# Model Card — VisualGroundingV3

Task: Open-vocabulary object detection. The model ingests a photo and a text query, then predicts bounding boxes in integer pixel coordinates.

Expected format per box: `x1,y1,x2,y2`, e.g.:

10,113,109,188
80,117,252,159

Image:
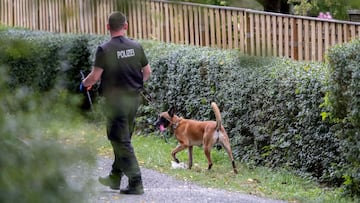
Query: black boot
120,177,144,195
98,172,121,190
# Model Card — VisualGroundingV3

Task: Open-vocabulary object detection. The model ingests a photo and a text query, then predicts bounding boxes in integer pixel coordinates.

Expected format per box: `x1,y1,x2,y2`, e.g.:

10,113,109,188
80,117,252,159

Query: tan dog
155,102,238,174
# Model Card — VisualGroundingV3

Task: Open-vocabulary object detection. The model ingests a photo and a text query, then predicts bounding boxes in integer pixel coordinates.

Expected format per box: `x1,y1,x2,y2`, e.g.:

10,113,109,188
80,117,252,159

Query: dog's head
154,107,175,132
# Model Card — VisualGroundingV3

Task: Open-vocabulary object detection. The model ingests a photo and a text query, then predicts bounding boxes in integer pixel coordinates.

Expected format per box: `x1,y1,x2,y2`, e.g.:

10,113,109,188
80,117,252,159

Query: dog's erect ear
168,107,175,117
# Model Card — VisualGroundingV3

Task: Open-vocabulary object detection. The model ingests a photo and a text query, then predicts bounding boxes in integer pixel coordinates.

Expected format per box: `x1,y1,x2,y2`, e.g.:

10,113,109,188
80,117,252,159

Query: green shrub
0,29,63,91
0,66,93,203
0,29,106,93
0,29,98,202
0,29,109,110
324,39,360,197
137,40,356,197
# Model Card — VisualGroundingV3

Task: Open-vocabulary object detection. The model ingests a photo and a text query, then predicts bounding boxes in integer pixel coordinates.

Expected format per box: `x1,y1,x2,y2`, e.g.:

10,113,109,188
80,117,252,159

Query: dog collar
171,118,182,130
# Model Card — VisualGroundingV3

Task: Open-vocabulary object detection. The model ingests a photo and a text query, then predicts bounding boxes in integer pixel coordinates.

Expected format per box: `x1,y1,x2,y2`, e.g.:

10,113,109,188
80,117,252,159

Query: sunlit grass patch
130,133,357,203
59,122,357,203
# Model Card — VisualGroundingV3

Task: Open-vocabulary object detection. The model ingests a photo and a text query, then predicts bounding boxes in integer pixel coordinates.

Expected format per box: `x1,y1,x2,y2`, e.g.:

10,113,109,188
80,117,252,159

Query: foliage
0,65,94,202
0,29,107,110
136,40,359,197
350,1,360,9
324,39,360,197
1,28,359,197
288,0,312,15
289,0,350,19
0,31,60,91
169,0,230,6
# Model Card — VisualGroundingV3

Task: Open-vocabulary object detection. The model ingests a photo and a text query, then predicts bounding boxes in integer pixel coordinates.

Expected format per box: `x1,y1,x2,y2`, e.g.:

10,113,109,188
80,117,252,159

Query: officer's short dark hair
108,11,127,31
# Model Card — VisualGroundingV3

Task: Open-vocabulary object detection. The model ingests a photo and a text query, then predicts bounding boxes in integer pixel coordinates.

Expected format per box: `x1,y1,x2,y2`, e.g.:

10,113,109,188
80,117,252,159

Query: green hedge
139,40,359,197
0,29,109,91
324,39,360,196
139,42,340,177
0,29,107,109
1,28,359,197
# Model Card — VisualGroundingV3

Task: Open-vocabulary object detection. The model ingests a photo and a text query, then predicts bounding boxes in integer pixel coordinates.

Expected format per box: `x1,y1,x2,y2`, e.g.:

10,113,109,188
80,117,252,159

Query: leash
80,70,93,108
140,90,181,129
139,89,153,104
139,89,173,143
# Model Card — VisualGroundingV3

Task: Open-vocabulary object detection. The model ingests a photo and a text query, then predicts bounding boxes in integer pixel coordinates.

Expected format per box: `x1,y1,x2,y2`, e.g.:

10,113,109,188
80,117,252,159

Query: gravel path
68,156,287,203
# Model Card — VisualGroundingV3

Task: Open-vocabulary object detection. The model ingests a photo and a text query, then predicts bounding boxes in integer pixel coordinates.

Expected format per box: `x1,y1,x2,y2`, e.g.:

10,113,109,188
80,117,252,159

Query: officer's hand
80,82,92,92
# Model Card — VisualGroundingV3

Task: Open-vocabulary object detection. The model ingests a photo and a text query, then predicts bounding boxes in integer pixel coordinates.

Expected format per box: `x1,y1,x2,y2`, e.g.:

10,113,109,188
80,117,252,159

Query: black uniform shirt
94,36,148,94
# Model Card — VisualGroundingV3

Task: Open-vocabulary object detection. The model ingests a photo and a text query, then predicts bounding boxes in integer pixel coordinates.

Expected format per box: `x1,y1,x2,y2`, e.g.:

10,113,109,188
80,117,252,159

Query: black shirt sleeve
94,46,106,69
139,46,149,67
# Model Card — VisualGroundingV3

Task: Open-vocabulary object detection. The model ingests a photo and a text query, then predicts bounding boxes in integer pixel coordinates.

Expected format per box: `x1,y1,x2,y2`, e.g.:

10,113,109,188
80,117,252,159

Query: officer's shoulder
127,38,139,44
99,39,112,49
126,38,142,47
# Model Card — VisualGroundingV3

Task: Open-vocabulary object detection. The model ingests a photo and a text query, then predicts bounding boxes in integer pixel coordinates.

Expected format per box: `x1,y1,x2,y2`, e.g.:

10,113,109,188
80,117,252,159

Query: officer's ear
123,22,128,30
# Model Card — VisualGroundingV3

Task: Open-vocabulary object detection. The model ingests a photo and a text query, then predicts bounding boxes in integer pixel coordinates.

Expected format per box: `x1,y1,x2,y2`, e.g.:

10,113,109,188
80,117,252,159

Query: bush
0,66,93,203
0,29,108,110
138,40,357,197
324,39,360,197
0,29,98,202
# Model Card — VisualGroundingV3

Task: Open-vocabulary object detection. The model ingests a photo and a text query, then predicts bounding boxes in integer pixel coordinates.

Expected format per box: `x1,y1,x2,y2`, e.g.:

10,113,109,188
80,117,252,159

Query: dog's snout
154,116,170,129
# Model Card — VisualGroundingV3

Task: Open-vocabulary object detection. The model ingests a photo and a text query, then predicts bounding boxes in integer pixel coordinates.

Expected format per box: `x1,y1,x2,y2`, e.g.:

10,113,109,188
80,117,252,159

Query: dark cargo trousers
105,91,142,185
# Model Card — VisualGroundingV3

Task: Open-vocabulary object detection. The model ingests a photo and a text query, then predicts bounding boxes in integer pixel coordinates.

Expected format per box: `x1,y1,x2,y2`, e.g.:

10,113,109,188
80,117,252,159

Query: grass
56,118,357,203
131,134,354,203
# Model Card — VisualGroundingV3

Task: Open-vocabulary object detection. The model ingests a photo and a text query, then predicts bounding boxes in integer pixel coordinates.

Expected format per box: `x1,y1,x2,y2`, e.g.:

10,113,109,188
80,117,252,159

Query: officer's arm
142,64,151,81
82,66,103,87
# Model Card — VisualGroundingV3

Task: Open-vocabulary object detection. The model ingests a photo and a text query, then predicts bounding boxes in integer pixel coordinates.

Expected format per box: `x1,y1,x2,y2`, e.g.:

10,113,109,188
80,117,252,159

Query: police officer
81,11,151,195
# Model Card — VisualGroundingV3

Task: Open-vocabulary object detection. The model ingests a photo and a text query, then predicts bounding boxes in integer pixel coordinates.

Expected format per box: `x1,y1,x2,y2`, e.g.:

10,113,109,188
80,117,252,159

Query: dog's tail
211,102,222,131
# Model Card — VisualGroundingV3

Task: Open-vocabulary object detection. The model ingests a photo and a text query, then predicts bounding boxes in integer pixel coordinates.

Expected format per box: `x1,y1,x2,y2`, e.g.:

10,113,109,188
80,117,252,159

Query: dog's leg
171,144,187,163
188,146,193,169
204,145,213,170
222,140,238,174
